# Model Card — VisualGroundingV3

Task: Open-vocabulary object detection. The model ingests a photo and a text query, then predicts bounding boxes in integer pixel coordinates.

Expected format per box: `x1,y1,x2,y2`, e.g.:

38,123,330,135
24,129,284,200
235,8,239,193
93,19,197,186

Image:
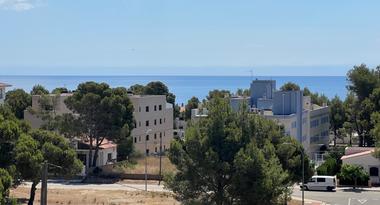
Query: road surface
292,187,380,205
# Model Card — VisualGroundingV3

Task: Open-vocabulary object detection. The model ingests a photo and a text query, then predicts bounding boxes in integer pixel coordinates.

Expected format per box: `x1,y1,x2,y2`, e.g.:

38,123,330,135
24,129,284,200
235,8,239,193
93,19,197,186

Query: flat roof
0,82,11,87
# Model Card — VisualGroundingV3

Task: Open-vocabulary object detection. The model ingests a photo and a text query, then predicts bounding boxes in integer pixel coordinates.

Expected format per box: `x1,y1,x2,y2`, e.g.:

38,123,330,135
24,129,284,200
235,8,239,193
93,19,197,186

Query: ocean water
0,76,347,104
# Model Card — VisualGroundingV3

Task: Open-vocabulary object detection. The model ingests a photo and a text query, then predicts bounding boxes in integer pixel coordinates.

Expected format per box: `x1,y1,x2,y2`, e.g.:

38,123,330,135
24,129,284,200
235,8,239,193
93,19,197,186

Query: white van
301,176,336,191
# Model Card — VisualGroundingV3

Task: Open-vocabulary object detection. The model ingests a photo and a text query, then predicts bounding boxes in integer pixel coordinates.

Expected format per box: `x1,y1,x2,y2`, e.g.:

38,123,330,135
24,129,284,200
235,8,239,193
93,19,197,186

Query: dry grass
11,187,179,205
116,156,177,175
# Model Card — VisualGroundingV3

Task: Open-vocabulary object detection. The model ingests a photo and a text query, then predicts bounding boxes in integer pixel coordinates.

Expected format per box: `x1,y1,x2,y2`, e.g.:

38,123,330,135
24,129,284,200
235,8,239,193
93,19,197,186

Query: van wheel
304,186,309,191
327,187,333,192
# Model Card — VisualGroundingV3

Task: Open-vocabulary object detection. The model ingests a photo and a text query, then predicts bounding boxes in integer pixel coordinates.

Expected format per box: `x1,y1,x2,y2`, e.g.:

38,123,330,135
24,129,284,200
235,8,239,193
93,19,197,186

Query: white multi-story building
0,82,11,104
129,95,174,155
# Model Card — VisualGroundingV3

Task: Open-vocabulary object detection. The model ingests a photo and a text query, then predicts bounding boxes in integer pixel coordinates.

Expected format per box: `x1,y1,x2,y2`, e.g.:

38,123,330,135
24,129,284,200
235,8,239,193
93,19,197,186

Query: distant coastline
0,75,347,104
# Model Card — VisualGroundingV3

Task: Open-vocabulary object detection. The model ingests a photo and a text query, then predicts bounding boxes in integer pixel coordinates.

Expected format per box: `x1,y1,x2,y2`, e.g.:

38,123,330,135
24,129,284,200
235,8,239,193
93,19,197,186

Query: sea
0,76,347,105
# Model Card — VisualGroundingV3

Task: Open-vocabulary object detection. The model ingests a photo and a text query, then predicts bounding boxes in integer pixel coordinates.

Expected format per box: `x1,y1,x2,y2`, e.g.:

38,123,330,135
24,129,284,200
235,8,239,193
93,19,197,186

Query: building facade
129,95,174,155
0,82,11,104
249,80,275,108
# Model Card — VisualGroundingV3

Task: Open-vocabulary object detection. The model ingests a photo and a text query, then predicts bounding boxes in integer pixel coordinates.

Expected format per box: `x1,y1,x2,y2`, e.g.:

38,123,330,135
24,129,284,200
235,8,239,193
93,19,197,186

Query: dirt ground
11,186,303,205
11,187,180,205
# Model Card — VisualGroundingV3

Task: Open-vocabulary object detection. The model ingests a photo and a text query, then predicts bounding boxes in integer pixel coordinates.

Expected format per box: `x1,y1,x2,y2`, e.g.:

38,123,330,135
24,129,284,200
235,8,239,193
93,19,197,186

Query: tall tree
15,130,82,205
144,81,176,105
207,89,231,100
51,87,70,94
347,64,379,101
166,98,311,205
330,96,346,146
185,96,200,120
280,82,300,91
5,89,32,119
30,84,49,95
0,168,12,204
64,82,134,167
129,84,145,95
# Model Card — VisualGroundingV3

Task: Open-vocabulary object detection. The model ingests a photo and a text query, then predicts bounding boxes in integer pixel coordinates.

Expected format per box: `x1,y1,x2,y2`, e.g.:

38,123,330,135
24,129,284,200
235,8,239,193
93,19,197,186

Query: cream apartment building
129,95,174,155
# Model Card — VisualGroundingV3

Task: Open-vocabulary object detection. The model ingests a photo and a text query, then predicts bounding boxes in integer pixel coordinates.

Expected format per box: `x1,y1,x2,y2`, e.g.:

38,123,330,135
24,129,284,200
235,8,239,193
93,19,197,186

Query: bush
338,164,369,187
0,169,12,204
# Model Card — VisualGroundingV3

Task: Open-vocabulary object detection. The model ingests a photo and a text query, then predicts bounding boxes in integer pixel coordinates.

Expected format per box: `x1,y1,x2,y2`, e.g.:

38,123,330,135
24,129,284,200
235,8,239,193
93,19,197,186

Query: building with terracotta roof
341,147,380,185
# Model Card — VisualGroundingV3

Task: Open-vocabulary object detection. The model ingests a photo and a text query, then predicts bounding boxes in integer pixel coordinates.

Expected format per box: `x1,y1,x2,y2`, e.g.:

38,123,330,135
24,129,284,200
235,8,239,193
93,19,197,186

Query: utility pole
40,161,48,205
145,129,152,191
158,135,162,185
301,150,305,205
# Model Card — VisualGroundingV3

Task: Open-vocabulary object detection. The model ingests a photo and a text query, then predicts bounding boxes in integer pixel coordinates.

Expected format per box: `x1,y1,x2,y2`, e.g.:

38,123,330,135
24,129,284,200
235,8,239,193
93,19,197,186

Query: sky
0,0,379,76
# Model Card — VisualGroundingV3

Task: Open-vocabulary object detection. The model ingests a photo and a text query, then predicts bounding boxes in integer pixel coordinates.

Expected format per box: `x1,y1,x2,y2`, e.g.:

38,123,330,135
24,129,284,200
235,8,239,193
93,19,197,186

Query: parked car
301,176,336,191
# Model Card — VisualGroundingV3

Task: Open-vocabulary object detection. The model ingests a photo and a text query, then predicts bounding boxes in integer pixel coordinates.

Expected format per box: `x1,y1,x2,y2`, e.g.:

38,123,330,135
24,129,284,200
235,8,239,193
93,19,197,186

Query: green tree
166,98,310,205
64,82,134,168
5,89,32,119
51,87,69,94
129,84,145,95
338,164,369,189
207,89,231,100
185,96,200,120
0,168,12,204
330,96,346,146
280,82,300,91
15,130,82,205
347,64,379,101
144,81,176,105
30,84,49,95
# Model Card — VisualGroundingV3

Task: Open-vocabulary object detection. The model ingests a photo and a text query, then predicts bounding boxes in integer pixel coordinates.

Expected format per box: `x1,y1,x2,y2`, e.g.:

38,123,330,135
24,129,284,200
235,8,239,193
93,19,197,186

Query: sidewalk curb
292,196,324,205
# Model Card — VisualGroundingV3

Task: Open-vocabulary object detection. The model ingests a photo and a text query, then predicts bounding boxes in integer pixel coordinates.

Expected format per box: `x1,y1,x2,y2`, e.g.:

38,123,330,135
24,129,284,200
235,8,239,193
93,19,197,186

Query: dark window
155,147,157,152
134,137,137,143
154,105,157,111
139,107,141,112
139,136,141,142
317,178,326,182
146,135,149,141
164,118,166,123
154,133,157,139
134,122,137,128
107,153,112,161
154,119,157,125
159,105,162,110
160,132,162,138
160,119,162,124
146,149,149,155
146,106,149,112
146,120,149,126
139,121,141,127
370,167,379,176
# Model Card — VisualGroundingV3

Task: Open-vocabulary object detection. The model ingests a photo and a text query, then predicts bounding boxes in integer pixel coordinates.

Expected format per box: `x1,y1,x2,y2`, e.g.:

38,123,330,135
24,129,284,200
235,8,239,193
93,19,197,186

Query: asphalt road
292,187,380,205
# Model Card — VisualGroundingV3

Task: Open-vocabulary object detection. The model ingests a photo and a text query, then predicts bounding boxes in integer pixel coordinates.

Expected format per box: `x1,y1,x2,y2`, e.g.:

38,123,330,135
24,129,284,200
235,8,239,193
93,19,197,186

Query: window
303,118,307,124
317,178,326,182
146,106,149,112
321,116,329,124
107,153,112,161
164,131,166,136
134,137,137,143
154,105,157,111
310,119,319,128
134,122,137,128
160,132,162,138
370,167,379,176
146,149,149,155
146,120,149,126
146,135,149,141
160,119,162,124
139,121,141,127
154,133,157,139
308,178,315,183
154,119,157,125
159,105,162,110
139,106,141,112
291,121,296,128
155,147,157,152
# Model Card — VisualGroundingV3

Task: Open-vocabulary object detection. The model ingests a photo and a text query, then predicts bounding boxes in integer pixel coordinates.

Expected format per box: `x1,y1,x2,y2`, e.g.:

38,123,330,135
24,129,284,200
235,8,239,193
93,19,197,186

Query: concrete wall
250,80,276,107
130,95,174,155
0,87,5,104
230,97,250,112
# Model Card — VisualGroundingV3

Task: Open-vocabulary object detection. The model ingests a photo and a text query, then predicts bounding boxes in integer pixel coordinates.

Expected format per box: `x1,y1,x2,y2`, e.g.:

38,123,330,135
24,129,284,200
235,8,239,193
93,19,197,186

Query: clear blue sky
0,0,379,76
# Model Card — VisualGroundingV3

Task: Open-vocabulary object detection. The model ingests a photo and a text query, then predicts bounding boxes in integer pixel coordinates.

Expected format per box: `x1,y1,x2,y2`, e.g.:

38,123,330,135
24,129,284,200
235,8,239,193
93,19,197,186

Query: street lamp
145,128,152,191
283,142,305,205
